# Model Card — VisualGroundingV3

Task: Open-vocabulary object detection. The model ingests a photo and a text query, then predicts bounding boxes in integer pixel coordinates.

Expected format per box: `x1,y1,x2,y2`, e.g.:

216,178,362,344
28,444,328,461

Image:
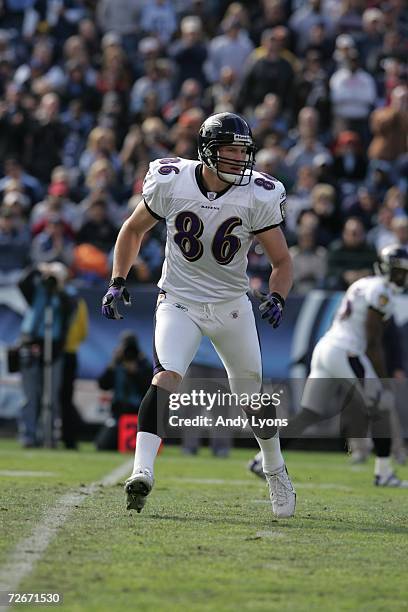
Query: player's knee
153,370,182,393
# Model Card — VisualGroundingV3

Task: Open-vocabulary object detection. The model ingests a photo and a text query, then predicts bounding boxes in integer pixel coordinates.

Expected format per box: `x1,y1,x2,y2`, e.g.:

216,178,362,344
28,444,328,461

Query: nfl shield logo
207,192,217,201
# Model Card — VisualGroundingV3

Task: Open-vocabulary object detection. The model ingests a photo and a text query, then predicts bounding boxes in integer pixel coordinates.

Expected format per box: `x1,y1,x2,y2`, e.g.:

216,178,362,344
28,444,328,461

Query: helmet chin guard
198,113,256,186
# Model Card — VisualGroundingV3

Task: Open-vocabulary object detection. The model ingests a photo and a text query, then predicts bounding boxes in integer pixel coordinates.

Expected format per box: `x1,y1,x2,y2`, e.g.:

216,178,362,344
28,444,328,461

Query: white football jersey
324,276,395,354
142,157,286,302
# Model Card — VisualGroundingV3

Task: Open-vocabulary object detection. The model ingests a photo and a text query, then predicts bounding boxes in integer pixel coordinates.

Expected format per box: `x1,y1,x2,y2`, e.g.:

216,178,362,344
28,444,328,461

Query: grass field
1,440,408,611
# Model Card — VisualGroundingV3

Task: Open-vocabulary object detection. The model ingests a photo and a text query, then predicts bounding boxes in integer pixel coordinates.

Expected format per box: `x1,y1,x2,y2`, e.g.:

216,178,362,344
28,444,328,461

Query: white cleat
265,464,296,518
248,455,266,480
125,469,154,512
374,473,408,488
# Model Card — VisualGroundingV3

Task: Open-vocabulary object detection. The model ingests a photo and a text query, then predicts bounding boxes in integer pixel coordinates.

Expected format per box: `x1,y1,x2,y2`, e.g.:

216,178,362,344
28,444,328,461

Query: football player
102,112,296,517
250,245,408,487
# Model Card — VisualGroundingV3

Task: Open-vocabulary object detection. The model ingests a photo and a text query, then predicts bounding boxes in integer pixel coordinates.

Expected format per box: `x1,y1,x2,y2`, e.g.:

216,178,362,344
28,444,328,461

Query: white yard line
0,458,133,607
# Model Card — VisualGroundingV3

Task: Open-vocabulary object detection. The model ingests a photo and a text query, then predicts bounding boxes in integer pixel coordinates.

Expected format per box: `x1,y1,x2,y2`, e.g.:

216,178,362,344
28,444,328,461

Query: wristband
269,292,285,308
109,277,126,288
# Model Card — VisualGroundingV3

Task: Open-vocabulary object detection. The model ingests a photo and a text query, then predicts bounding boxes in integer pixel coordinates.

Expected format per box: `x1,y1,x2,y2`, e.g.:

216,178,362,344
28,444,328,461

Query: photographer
95,332,151,451
18,262,76,447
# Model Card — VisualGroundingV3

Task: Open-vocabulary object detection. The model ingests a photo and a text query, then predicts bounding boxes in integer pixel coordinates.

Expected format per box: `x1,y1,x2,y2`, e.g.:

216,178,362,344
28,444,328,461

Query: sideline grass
1,442,408,611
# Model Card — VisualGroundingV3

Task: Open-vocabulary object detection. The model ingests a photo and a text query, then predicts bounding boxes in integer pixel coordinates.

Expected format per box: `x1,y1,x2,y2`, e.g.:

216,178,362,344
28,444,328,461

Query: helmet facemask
198,114,256,186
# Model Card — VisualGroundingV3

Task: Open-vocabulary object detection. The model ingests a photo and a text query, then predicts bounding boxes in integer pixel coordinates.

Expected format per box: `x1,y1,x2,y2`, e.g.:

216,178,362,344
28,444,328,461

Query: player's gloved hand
258,291,285,328
102,277,131,320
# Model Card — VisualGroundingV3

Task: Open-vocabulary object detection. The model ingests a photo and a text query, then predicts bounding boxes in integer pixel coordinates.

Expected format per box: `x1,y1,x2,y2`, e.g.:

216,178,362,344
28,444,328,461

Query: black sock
137,384,171,436
372,437,391,457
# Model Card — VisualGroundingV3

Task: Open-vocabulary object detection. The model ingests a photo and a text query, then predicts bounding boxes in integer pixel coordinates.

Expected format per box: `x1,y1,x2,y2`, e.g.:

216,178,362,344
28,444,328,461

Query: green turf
1,441,408,611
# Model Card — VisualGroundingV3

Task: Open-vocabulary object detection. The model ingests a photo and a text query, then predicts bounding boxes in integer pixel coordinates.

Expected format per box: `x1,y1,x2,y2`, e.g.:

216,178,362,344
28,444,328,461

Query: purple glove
102,278,131,320
258,292,285,328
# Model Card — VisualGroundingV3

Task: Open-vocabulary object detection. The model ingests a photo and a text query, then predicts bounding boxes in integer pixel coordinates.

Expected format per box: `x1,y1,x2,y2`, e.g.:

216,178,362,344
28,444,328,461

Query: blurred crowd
0,0,407,294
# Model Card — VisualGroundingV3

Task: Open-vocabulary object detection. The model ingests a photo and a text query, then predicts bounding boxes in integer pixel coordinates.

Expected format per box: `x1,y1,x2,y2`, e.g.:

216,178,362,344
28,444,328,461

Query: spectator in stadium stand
169,108,205,159
0,82,31,164
366,160,394,203
301,20,334,66
162,78,203,127
78,177,123,231
251,0,288,48
169,16,208,91
285,107,331,179
390,216,408,251
289,0,334,55
325,217,378,290
373,28,407,76
84,158,126,207
95,38,132,99
368,85,408,163
119,127,150,189
355,8,385,74
312,152,337,190
235,27,294,114
382,56,406,107
25,92,66,184
61,99,95,172
62,35,97,88
204,16,253,85
96,0,141,65
2,190,30,227
0,157,43,207
30,175,78,235
129,59,173,118
204,65,238,114
293,48,329,118
333,0,364,34
2,181,30,215
13,38,65,93
332,131,367,186
76,198,118,254
182,0,219,35
97,92,129,147
0,206,30,285
140,117,172,160
310,182,342,246
384,187,406,218
77,18,100,65
0,0,35,33
255,147,290,189
139,0,178,47
289,225,327,296
62,59,99,114
385,0,408,33
254,25,300,75
329,48,377,145
251,95,289,149
79,126,121,177
30,214,75,267
343,186,379,232
367,204,396,254
284,165,317,236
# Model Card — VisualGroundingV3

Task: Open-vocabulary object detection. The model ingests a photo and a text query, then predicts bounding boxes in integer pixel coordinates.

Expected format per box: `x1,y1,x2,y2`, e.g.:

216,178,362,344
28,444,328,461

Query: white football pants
302,337,381,417
153,291,262,396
